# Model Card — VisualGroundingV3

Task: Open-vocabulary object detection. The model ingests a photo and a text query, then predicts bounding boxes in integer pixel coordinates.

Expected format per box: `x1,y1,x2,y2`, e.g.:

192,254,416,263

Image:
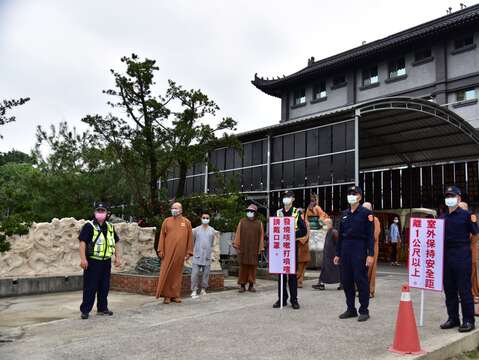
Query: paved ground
0,265,478,360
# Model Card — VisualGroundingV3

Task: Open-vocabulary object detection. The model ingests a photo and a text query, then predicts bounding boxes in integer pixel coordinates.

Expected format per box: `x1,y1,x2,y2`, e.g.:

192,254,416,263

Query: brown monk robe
233,204,264,292
297,218,311,288
305,196,329,222
458,202,479,307
363,202,381,298
155,203,193,304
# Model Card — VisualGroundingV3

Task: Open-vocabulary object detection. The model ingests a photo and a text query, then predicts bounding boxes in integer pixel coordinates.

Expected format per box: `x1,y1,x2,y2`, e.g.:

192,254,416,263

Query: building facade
165,5,479,215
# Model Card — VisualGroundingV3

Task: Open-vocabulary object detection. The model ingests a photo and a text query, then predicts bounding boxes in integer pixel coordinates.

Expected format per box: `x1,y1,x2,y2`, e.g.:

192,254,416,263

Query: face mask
347,195,358,205
246,211,255,219
394,219,399,223
171,209,180,217
445,197,458,207
95,212,107,223
283,197,292,206
201,218,210,225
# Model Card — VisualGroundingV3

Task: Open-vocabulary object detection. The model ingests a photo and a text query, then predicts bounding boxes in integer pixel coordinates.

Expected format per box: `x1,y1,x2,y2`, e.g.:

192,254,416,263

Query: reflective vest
276,207,300,231
88,221,116,260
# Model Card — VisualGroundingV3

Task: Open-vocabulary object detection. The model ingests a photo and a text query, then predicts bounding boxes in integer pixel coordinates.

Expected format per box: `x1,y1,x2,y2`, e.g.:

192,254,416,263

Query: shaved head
172,202,183,210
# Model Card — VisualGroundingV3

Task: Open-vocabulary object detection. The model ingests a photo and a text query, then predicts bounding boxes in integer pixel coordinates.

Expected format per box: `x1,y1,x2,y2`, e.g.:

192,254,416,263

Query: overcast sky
0,0,467,153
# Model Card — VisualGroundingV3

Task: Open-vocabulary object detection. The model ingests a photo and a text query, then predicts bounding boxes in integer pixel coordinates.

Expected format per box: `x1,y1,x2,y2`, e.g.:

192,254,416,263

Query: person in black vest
273,191,307,310
79,202,121,319
334,186,374,322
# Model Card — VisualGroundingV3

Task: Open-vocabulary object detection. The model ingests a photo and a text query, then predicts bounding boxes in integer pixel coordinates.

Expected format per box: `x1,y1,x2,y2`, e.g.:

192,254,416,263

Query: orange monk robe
305,205,329,222
471,235,479,302
297,222,311,288
155,216,193,299
368,216,381,297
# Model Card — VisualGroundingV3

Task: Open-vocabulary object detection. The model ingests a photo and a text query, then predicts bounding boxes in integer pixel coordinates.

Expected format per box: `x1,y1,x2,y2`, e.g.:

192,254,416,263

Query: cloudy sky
0,0,463,153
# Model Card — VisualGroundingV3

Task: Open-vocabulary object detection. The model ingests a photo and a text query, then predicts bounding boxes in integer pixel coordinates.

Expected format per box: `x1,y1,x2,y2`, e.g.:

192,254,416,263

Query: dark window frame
312,80,327,101
292,88,307,107
362,65,379,87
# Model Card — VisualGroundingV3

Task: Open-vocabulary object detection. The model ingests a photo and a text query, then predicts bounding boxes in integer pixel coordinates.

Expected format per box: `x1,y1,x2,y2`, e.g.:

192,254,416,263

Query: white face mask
347,195,358,205
171,209,180,217
246,211,255,219
445,197,458,207
201,218,210,225
394,219,399,223
282,197,292,206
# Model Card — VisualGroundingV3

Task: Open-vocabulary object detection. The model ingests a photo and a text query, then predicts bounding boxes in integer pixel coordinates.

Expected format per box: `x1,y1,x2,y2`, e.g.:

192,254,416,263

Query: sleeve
186,221,194,256
114,229,120,243
259,222,265,252
374,218,381,243
336,217,343,257
295,211,307,239
79,223,93,243
158,218,168,254
366,211,375,257
468,212,479,235
298,222,310,245
233,221,241,249
316,205,329,220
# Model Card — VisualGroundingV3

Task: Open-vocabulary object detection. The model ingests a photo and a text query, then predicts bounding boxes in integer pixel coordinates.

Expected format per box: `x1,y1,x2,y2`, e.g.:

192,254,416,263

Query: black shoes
312,284,325,290
81,313,89,320
291,302,300,310
358,314,370,322
339,310,358,319
98,310,113,316
459,322,475,333
272,300,288,308
440,319,460,329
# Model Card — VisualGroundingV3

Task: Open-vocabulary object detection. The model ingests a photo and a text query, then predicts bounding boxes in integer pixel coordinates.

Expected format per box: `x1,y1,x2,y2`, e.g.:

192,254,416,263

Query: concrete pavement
0,266,478,360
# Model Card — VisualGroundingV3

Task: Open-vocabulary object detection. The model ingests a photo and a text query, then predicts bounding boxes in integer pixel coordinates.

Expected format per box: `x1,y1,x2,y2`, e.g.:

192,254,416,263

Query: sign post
408,217,445,326
269,216,296,309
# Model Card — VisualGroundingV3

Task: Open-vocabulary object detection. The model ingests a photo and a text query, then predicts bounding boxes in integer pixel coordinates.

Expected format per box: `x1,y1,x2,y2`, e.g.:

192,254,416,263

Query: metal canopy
358,97,479,170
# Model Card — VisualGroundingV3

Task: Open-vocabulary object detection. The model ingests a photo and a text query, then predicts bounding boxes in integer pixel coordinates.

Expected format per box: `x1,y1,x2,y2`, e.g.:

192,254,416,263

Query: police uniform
79,205,119,317
440,186,479,332
273,191,307,309
336,186,374,320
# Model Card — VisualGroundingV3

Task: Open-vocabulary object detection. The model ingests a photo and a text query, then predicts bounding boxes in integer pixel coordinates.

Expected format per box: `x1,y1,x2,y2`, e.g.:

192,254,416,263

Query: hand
80,259,88,270
114,257,121,268
366,256,374,267
333,256,340,265
184,255,190,261
158,251,164,259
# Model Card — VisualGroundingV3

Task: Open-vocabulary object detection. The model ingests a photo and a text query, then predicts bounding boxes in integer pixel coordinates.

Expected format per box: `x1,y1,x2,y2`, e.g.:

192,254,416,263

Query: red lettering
413,219,422,228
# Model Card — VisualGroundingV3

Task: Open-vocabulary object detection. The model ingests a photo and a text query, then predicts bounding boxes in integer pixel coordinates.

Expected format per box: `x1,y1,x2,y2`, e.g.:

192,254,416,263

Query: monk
458,202,479,306
233,204,264,293
297,211,311,288
363,202,381,298
305,193,329,225
155,202,193,304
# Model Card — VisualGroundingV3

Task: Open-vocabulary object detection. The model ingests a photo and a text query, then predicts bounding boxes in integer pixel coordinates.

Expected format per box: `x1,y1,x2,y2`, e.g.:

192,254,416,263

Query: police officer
440,186,479,332
79,202,121,319
273,191,307,310
334,186,374,322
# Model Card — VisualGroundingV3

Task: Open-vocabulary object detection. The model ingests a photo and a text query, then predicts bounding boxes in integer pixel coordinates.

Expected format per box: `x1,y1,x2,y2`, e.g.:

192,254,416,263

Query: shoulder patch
368,214,374,222
472,214,477,223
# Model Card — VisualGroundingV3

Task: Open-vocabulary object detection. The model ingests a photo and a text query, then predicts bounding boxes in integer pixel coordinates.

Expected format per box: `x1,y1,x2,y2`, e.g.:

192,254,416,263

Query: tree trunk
175,161,188,198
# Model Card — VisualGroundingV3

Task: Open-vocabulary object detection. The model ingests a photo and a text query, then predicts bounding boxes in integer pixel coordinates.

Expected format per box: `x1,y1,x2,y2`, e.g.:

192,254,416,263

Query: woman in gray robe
312,218,342,290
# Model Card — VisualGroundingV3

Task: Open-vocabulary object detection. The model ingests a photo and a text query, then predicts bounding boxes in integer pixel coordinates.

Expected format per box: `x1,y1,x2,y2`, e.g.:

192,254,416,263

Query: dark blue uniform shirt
336,204,375,257
441,207,479,249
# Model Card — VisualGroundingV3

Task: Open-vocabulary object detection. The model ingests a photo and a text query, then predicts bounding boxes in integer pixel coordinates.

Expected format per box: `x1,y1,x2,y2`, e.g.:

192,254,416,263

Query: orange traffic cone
388,284,426,355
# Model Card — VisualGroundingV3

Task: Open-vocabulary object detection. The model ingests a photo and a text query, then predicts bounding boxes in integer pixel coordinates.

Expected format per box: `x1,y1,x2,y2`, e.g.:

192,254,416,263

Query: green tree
0,150,33,166
0,97,30,137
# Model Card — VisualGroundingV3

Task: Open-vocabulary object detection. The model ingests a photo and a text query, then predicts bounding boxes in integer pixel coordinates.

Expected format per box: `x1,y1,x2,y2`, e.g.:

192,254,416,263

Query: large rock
0,218,156,278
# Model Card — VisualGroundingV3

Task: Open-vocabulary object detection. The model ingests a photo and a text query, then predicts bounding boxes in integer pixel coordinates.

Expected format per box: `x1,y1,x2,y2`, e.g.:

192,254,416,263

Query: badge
472,214,477,223
368,214,374,222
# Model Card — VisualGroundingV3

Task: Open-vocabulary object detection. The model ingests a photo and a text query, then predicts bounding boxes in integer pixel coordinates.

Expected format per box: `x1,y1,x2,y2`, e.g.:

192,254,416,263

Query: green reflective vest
88,221,116,260
276,207,300,231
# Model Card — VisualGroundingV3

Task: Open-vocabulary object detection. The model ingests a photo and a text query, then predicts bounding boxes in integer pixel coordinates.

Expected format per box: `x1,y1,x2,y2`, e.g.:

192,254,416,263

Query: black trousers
80,258,111,314
277,274,298,304
390,242,398,262
341,245,369,315
444,247,475,324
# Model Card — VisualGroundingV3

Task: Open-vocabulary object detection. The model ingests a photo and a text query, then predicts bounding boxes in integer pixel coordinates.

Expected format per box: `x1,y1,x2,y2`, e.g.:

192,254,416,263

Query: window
414,48,432,62
362,66,379,86
332,75,346,87
456,88,477,102
313,81,327,100
454,36,474,50
293,88,306,105
388,58,406,78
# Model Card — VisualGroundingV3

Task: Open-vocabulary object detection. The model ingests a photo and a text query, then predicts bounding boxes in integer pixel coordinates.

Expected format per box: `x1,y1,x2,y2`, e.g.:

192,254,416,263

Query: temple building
165,4,479,216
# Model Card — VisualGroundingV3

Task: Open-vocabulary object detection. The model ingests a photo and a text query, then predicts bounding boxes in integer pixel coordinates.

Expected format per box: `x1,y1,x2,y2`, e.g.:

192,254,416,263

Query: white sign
408,217,444,292
268,217,296,274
